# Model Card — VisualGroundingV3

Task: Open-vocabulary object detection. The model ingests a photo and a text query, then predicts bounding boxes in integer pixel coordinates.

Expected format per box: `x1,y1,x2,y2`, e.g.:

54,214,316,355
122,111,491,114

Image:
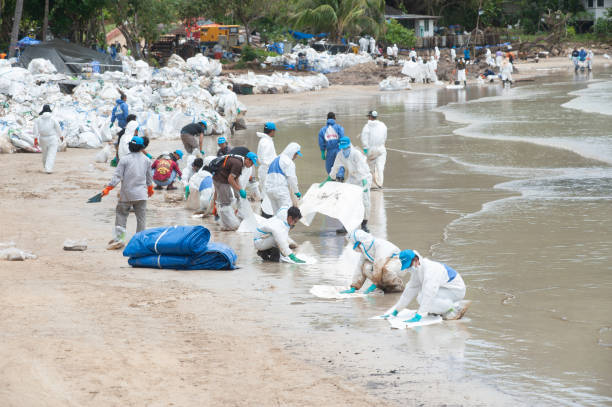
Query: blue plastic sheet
123,225,211,258
127,243,237,270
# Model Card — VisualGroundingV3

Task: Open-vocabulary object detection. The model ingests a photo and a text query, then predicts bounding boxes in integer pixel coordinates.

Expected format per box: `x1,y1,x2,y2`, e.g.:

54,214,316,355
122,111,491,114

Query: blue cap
217,136,226,144
174,149,184,159
130,136,144,145
399,250,417,270
338,136,351,149
200,120,207,128
264,122,276,131
246,151,258,166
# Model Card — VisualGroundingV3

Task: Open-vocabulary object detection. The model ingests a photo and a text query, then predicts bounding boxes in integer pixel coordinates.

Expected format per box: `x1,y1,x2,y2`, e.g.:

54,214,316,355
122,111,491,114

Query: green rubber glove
340,287,356,294
110,157,118,167
185,185,190,199
109,122,114,128
381,310,399,319
320,150,326,160
363,148,368,155
405,313,422,323
295,192,301,198
239,189,247,199
319,175,332,188
288,253,305,264
362,179,367,187
145,153,152,159
200,150,205,156
364,283,377,294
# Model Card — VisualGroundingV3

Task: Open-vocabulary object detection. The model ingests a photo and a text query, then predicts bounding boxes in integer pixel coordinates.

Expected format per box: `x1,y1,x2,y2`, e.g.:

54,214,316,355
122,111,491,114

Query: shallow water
106,69,612,405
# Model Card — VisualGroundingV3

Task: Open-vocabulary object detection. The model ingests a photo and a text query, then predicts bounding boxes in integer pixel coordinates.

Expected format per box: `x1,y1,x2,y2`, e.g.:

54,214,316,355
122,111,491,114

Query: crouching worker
254,206,305,263
151,150,183,190
341,229,405,294
382,250,470,321
101,136,154,250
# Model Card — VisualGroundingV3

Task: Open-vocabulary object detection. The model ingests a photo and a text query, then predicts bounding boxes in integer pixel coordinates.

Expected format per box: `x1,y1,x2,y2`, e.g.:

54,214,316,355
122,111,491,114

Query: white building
384,5,440,38
581,0,612,20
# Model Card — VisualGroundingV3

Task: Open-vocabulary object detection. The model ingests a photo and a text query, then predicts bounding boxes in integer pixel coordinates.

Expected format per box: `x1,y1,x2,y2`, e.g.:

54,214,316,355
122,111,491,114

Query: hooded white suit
390,250,466,316
33,111,62,173
360,119,387,188
256,131,276,203
330,145,372,220
253,207,297,257
118,120,139,160
265,142,301,215
348,229,404,292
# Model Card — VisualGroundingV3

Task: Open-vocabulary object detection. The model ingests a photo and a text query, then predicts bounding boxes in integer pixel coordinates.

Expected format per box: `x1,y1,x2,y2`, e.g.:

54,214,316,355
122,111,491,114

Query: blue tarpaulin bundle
123,226,237,270
288,30,327,40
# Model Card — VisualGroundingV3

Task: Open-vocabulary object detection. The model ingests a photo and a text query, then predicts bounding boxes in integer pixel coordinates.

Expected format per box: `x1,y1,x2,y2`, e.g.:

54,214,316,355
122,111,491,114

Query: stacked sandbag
264,44,373,74
229,71,329,94
123,225,237,270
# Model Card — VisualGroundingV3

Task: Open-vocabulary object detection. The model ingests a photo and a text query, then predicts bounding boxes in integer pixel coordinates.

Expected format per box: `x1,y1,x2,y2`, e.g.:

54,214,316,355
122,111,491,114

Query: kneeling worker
254,206,305,263
341,229,405,294
383,250,470,322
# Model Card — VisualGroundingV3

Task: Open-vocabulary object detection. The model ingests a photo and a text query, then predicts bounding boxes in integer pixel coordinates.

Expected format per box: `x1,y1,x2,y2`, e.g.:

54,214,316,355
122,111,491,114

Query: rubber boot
361,220,369,233
336,226,347,234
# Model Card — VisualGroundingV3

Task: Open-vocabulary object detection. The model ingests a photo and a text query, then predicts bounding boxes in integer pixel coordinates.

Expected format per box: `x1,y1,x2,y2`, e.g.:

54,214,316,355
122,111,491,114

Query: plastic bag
95,144,114,163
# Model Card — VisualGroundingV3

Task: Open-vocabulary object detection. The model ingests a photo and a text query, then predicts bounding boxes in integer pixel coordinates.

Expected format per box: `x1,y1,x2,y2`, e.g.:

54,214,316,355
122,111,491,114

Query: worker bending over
265,142,302,215
341,229,405,294
383,250,470,322
254,206,305,263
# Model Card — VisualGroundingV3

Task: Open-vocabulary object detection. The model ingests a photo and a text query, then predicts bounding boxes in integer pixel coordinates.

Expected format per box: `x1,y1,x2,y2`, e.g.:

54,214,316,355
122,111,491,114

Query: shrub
384,20,416,48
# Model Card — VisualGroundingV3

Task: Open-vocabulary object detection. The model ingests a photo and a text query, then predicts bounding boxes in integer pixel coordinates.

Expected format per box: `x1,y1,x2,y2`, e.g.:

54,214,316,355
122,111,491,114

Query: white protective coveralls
485,48,495,66
118,120,139,159
359,37,369,53
427,56,438,83
450,48,456,61
33,112,62,173
330,144,372,220
434,46,440,60
360,119,387,188
185,169,214,212
369,37,376,54
265,142,301,216
348,229,405,292
409,49,417,60
386,46,393,57
401,60,423,82
392,44,399,58
587,50,594,70
256,131,276,204
500,60,513,83
253,207,297,257
390,250,466,316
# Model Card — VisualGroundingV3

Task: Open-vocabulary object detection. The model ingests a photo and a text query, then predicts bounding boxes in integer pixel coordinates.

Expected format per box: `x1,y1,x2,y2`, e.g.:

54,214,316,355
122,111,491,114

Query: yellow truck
199,24,240,48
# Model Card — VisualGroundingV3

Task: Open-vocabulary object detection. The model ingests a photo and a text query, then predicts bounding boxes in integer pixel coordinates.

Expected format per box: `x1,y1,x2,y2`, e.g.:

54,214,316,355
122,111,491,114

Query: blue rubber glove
340,287,356,294
364,283,377,294
200,150,205,156
239,189,247,199
295,192,301,198
405,313,422,323
363,148,368,155
288,253,305,264
185,185,190,199
381,310,399,319
320,150,326,160
319,175,332,188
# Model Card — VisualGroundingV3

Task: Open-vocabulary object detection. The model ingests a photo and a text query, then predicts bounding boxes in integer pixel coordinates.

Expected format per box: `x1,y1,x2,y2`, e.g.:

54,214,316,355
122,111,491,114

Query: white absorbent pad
299,182,364,233
310,285,381,299
370,309,443,329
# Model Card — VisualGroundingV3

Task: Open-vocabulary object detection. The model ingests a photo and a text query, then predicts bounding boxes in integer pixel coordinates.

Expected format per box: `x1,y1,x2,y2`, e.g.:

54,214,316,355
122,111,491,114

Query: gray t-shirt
109,152,152,202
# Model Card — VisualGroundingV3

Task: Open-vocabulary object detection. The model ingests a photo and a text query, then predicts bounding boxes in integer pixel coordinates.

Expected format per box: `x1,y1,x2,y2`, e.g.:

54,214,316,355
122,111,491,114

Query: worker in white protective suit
360,110,387,189
340,229,405,294
320,136,372,233
118,118,139,160
253,206,305,263
382,249,471,322
33,104,63,173
427,56,438,83
359,37,369,53
386,45,393,58
265,142,302,216
485,48,495,66
392,44,399,58
256,122,278,216
369,37,376,54
500,57,513,86
434,46,440,61
409,48,417,61
587,49,594,71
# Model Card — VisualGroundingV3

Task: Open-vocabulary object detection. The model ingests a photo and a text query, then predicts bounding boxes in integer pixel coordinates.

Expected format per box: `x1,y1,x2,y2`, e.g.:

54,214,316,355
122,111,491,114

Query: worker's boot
336,226,347,234
361,220,369,233
443,300,472,320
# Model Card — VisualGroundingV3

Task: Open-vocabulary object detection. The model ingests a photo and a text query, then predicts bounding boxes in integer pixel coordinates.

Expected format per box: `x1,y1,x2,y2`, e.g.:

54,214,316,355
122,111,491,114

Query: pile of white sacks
0,53,242,154
229,71,329,94
264,44,373,73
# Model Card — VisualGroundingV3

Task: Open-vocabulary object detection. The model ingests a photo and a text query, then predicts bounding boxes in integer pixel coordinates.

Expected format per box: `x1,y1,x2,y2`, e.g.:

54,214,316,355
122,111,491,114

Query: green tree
290,0,386,42
384,19,416,48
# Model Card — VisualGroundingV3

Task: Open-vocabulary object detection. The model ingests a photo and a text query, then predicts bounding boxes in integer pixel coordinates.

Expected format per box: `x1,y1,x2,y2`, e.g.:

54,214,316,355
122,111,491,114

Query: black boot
361,220,369,233
336,226,347,234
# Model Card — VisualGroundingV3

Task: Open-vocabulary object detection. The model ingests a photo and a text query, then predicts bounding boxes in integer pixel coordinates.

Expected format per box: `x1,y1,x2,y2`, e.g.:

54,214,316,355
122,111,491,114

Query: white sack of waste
0,242,37,261
95,143,114,163
167,54,187,69
27,58,58,75
186,54,222,77
299,182,364,232
379,76,412,91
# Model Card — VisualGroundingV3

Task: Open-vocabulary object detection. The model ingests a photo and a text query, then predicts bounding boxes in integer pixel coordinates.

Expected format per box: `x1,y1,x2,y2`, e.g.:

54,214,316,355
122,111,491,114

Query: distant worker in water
382,250,471,322
340,229,405,294
360,110,387,188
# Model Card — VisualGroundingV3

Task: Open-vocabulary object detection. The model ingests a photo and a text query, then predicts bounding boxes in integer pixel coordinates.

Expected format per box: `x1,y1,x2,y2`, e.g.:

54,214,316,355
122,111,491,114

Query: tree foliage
290,0,385,41
384,19,416,48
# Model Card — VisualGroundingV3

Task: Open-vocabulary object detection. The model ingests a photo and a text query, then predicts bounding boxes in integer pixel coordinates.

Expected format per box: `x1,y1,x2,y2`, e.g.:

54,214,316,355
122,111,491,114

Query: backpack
203,154,243,175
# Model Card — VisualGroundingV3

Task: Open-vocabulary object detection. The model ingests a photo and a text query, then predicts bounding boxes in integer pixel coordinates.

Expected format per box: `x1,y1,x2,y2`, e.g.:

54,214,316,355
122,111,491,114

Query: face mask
342,148,350,158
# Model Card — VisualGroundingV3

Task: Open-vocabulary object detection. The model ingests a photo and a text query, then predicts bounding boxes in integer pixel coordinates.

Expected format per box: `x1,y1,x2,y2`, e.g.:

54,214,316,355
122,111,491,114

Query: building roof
384,5,440,20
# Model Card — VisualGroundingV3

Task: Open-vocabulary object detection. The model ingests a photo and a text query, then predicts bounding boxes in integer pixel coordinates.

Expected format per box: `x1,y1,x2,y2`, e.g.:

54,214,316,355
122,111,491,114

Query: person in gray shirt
100,136,154,249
